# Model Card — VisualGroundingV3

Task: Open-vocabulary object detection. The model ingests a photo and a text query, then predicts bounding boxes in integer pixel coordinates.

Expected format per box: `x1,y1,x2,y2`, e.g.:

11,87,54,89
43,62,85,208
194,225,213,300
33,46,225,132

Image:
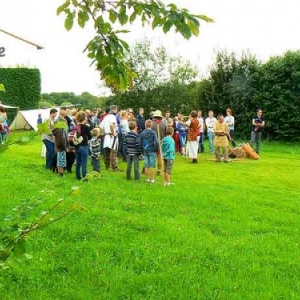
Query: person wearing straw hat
151,110,167,175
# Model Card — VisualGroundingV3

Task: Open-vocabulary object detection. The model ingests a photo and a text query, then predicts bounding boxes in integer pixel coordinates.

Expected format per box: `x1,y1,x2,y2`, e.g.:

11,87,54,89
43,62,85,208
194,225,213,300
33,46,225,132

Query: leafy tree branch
57,0,213,92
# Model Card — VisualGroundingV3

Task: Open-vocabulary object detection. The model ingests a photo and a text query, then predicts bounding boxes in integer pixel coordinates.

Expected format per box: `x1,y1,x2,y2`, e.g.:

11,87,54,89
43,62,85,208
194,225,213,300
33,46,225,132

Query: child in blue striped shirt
124,121,141,180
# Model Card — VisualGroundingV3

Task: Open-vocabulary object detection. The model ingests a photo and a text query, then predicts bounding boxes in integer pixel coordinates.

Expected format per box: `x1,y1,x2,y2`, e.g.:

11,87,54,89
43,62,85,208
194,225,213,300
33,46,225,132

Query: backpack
68,125,83,146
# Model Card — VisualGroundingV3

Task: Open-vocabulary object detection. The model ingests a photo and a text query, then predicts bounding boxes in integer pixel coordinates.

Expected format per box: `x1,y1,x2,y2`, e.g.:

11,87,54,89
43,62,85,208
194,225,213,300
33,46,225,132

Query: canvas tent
10,107,60,131
1,104,19,109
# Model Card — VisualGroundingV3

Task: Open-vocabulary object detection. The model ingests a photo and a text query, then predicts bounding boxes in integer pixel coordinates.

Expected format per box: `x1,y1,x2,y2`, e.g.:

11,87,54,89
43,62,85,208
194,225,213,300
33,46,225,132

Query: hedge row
0,68,41,109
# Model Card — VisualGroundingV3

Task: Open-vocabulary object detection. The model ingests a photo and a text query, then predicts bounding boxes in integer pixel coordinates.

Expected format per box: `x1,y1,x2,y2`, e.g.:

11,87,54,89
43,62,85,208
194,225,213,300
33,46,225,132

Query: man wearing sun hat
151,110,167,175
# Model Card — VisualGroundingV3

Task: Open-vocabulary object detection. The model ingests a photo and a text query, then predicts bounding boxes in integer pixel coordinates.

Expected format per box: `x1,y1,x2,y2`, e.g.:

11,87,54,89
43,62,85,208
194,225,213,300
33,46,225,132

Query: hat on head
153,110,163,118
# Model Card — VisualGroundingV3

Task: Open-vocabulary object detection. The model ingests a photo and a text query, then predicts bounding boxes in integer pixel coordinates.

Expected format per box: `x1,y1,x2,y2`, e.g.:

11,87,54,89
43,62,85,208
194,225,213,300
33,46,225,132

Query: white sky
1,0,300,96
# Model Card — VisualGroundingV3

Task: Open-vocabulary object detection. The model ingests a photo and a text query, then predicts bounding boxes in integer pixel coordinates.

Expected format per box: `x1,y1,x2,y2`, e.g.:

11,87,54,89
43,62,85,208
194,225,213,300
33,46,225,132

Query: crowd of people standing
39,105,265,183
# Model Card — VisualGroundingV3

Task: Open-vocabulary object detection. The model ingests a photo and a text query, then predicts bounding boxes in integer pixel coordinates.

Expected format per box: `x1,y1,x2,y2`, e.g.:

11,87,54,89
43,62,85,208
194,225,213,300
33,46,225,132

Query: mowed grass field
0,133,300,300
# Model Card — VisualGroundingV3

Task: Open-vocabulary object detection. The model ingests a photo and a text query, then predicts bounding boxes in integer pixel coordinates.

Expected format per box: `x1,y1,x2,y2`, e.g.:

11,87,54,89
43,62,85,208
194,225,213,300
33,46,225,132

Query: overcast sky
1,0,300,96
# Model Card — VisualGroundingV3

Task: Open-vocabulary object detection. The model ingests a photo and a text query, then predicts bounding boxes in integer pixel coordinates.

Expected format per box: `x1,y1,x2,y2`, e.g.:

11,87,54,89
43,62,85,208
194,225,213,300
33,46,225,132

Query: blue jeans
207,132,215,154
198,132,205,153
250,131,262,154
43,139,55,169
229,129,236,147
75,145,89,180
179,135,186,148
91,156,100,173
126,155,140,180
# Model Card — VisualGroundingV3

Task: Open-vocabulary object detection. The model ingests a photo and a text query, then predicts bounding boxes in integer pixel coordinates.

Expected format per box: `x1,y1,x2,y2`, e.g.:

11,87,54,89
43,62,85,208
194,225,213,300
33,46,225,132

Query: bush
0,68,41,109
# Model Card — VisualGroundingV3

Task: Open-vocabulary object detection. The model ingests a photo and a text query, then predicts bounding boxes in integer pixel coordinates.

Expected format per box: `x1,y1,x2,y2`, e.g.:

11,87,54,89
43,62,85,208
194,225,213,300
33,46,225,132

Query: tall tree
106,38,199,113
57,0,213,92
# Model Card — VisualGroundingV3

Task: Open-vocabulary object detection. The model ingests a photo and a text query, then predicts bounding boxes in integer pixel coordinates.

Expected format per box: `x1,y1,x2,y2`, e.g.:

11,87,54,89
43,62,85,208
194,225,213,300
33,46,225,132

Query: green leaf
109,9,118,23
53,120,68,130
115,29,130,34
0,83,5,92
65,12,75,31
14,135,35,145
71,0,78,6
12,238,26,258
119,74,127,91
118,12,129,26
134,4,143,15
56,0,70,16
0,249,10,262
181,23,192,39
98,21,112,34
129,11,137,23
188,19,200,37
152,17,162,29
119,39,130,52
163,19,173,33
195,14,214,23
78,10,89,28
167,3,178,11
37,120,52,134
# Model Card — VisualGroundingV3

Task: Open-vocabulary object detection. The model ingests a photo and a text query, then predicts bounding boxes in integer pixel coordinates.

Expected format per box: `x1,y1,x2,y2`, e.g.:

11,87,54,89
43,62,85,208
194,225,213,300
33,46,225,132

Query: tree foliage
106,38,199,114
258,51,300,141
107,48,300,142
41,92,106,109
203,50,261,139
57,0,213,92
127,38,198,91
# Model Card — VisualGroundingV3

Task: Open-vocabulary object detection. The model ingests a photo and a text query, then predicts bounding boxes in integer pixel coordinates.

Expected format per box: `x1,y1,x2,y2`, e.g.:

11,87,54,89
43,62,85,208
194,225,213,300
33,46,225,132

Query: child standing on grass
140,119,158,183
90,128,101,173
123,121,141,180
162,126,175,186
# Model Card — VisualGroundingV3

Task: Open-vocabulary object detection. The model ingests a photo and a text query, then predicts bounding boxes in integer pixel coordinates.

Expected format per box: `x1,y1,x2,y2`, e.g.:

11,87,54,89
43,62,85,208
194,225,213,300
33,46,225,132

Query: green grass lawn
0,133,300,300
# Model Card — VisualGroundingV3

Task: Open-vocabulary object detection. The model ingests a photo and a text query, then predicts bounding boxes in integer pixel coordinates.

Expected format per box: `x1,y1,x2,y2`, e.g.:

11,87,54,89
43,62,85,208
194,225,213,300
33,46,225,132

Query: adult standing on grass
100,105,120,171
42,108,58,169
224,108,236,147
250,109,265,154
53,109,68,177
74,111,92,180
151,110,167,175
205,110,217,154
214,114,230,163
185,111,199,163
0,105,8,145
197,110,205,153
136,107,145,135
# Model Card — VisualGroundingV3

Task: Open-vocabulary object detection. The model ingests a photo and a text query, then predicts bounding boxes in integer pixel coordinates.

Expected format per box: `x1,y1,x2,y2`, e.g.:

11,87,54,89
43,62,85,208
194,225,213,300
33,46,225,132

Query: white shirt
100,113,118,149
197,117,204,132
224,116,235,130
205,117,217,133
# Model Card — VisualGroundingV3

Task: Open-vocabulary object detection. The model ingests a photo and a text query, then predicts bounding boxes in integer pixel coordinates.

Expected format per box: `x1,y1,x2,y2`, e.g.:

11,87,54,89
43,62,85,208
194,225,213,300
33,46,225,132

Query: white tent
10,107,60,131
1,104,19,109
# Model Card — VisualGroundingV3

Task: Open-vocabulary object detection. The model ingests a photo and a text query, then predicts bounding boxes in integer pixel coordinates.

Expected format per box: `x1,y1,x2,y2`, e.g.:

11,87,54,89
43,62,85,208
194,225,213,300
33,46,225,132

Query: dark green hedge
0,68,41,109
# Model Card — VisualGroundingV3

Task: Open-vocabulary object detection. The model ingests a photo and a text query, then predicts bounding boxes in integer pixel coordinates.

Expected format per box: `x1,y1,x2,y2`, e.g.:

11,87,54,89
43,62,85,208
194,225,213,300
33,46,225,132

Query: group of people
40,105,265,183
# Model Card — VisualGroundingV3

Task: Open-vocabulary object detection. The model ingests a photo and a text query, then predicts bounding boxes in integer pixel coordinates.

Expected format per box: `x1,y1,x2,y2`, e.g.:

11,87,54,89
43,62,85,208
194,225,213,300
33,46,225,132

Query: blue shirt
162,136,175,160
